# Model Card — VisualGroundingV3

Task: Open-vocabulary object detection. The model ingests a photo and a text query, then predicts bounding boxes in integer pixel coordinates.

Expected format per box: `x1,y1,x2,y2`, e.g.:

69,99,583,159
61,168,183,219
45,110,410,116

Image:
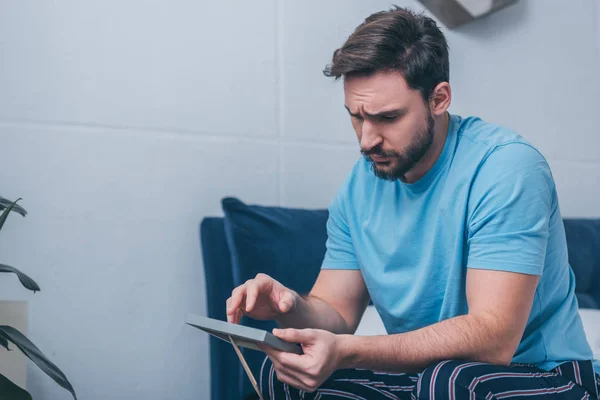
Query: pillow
221,197,329,397
222,197,328,293
579,308,600,360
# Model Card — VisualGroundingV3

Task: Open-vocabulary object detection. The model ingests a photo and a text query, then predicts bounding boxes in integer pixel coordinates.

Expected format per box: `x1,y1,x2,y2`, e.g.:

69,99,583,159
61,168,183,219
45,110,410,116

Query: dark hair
323,6,449,102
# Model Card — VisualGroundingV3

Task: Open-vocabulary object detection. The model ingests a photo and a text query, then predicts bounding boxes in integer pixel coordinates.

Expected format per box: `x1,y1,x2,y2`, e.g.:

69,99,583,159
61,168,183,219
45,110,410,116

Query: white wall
0,1,598,399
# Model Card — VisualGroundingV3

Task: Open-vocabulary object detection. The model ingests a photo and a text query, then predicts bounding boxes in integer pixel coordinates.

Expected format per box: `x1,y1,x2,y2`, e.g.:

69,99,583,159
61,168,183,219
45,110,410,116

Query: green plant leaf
0,326,76,399
0,198,25,233
0,264,40,293
0,373,32,400
0,196,27,217
0,336,9,351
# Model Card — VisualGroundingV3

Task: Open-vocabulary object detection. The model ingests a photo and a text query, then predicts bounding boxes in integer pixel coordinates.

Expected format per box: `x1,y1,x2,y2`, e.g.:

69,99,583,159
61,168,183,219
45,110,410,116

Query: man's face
344,71,435,181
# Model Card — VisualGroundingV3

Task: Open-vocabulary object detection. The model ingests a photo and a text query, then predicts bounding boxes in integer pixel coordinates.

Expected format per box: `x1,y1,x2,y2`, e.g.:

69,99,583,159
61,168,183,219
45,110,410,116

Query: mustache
360,144,401,158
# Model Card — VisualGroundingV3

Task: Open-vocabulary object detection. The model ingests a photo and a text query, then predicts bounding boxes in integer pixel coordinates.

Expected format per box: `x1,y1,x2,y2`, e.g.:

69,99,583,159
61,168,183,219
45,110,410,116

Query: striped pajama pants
259,358,600,399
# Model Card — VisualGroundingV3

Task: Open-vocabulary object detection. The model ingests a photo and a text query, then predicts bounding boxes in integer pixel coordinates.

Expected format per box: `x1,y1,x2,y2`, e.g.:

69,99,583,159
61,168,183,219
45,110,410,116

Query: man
227,6,600,399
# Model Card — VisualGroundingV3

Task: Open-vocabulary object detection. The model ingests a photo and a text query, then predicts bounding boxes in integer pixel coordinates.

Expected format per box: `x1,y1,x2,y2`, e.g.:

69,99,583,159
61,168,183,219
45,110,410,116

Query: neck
402,112,450,184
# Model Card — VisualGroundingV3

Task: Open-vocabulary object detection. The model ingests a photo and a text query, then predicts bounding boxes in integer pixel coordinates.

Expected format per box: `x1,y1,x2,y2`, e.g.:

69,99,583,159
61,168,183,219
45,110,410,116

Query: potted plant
0,196,77,399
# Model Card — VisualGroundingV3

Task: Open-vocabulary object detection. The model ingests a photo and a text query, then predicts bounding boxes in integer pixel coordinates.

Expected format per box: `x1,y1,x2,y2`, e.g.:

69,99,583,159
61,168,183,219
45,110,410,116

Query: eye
351,114,364,121
380,115,398,122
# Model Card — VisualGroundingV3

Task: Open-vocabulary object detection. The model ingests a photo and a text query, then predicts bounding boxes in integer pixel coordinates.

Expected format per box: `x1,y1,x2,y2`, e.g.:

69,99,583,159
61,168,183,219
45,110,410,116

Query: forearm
339,314,515,373
276,294,352,334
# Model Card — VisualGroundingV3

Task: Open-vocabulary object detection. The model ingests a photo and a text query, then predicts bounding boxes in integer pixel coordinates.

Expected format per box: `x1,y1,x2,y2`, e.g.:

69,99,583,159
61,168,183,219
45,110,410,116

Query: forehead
343,71,419,111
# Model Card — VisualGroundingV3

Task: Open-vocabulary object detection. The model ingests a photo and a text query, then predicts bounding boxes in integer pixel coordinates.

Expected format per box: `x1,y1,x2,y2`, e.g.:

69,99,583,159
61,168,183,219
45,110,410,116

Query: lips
370,155,390,163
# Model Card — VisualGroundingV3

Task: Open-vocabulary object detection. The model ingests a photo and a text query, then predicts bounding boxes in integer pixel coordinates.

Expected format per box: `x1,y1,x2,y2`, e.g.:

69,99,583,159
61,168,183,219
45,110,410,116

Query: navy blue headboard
200,218,239,400
563,219,600,308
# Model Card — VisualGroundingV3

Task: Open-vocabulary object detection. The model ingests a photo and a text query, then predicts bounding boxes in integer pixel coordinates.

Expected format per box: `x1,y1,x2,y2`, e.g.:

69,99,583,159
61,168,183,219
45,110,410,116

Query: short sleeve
321,187,360,270
467,143,556,276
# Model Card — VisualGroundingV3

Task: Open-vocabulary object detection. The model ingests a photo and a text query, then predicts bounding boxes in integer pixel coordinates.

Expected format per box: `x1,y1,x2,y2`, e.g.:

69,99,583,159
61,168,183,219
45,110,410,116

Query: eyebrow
344,105,408,118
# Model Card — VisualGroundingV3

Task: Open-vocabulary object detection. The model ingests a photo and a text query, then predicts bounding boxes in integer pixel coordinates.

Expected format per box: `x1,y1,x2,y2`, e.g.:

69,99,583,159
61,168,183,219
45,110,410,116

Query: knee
419,359,465,385
415,360,473,399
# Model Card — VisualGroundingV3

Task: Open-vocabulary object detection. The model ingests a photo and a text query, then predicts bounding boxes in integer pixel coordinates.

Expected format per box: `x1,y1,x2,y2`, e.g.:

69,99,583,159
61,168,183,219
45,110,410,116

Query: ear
429,82,451,117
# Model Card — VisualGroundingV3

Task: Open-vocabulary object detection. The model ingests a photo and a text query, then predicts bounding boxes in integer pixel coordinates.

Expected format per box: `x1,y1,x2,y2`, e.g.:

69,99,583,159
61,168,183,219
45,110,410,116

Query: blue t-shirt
322,113,599,373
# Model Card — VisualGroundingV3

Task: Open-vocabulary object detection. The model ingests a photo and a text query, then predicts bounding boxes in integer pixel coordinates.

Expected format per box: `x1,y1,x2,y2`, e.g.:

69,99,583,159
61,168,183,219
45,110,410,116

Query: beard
361,112,435,181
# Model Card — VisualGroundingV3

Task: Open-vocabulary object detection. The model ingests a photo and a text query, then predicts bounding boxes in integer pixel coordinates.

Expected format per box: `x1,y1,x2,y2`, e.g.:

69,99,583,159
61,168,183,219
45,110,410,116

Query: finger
263,344,299,370
226,302,235,324
254,273,270,283
227,299,246,324
225,297,241,317
273,328,313,343
226,296,244,324
233,307,244,325
264,342,307,373
227,285,247,316
278,290,295,314
268,356,313,391
245,282,259,312
273,368,311,392
262,343,284,360
269,357,310,381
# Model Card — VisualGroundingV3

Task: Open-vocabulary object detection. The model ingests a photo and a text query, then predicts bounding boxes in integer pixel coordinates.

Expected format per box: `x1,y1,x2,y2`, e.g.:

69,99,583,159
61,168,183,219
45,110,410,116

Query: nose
360,120,383,152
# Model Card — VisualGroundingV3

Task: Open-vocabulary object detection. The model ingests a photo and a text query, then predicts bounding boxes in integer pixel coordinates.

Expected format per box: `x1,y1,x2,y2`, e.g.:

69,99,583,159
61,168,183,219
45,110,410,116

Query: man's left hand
262,328,342,392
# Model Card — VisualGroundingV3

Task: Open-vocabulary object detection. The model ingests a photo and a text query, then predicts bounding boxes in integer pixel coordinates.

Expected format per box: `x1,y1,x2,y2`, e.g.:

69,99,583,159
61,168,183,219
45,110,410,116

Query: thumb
278,291,296,313
273,328,313,343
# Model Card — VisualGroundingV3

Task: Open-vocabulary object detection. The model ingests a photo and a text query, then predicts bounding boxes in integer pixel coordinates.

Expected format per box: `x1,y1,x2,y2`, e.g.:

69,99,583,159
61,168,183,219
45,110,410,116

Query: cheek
385,117,421,145
381,120,407,147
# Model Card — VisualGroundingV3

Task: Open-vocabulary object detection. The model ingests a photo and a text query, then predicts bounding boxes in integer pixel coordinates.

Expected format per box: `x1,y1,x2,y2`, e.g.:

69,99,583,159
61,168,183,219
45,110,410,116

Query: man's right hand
226,273,297,324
